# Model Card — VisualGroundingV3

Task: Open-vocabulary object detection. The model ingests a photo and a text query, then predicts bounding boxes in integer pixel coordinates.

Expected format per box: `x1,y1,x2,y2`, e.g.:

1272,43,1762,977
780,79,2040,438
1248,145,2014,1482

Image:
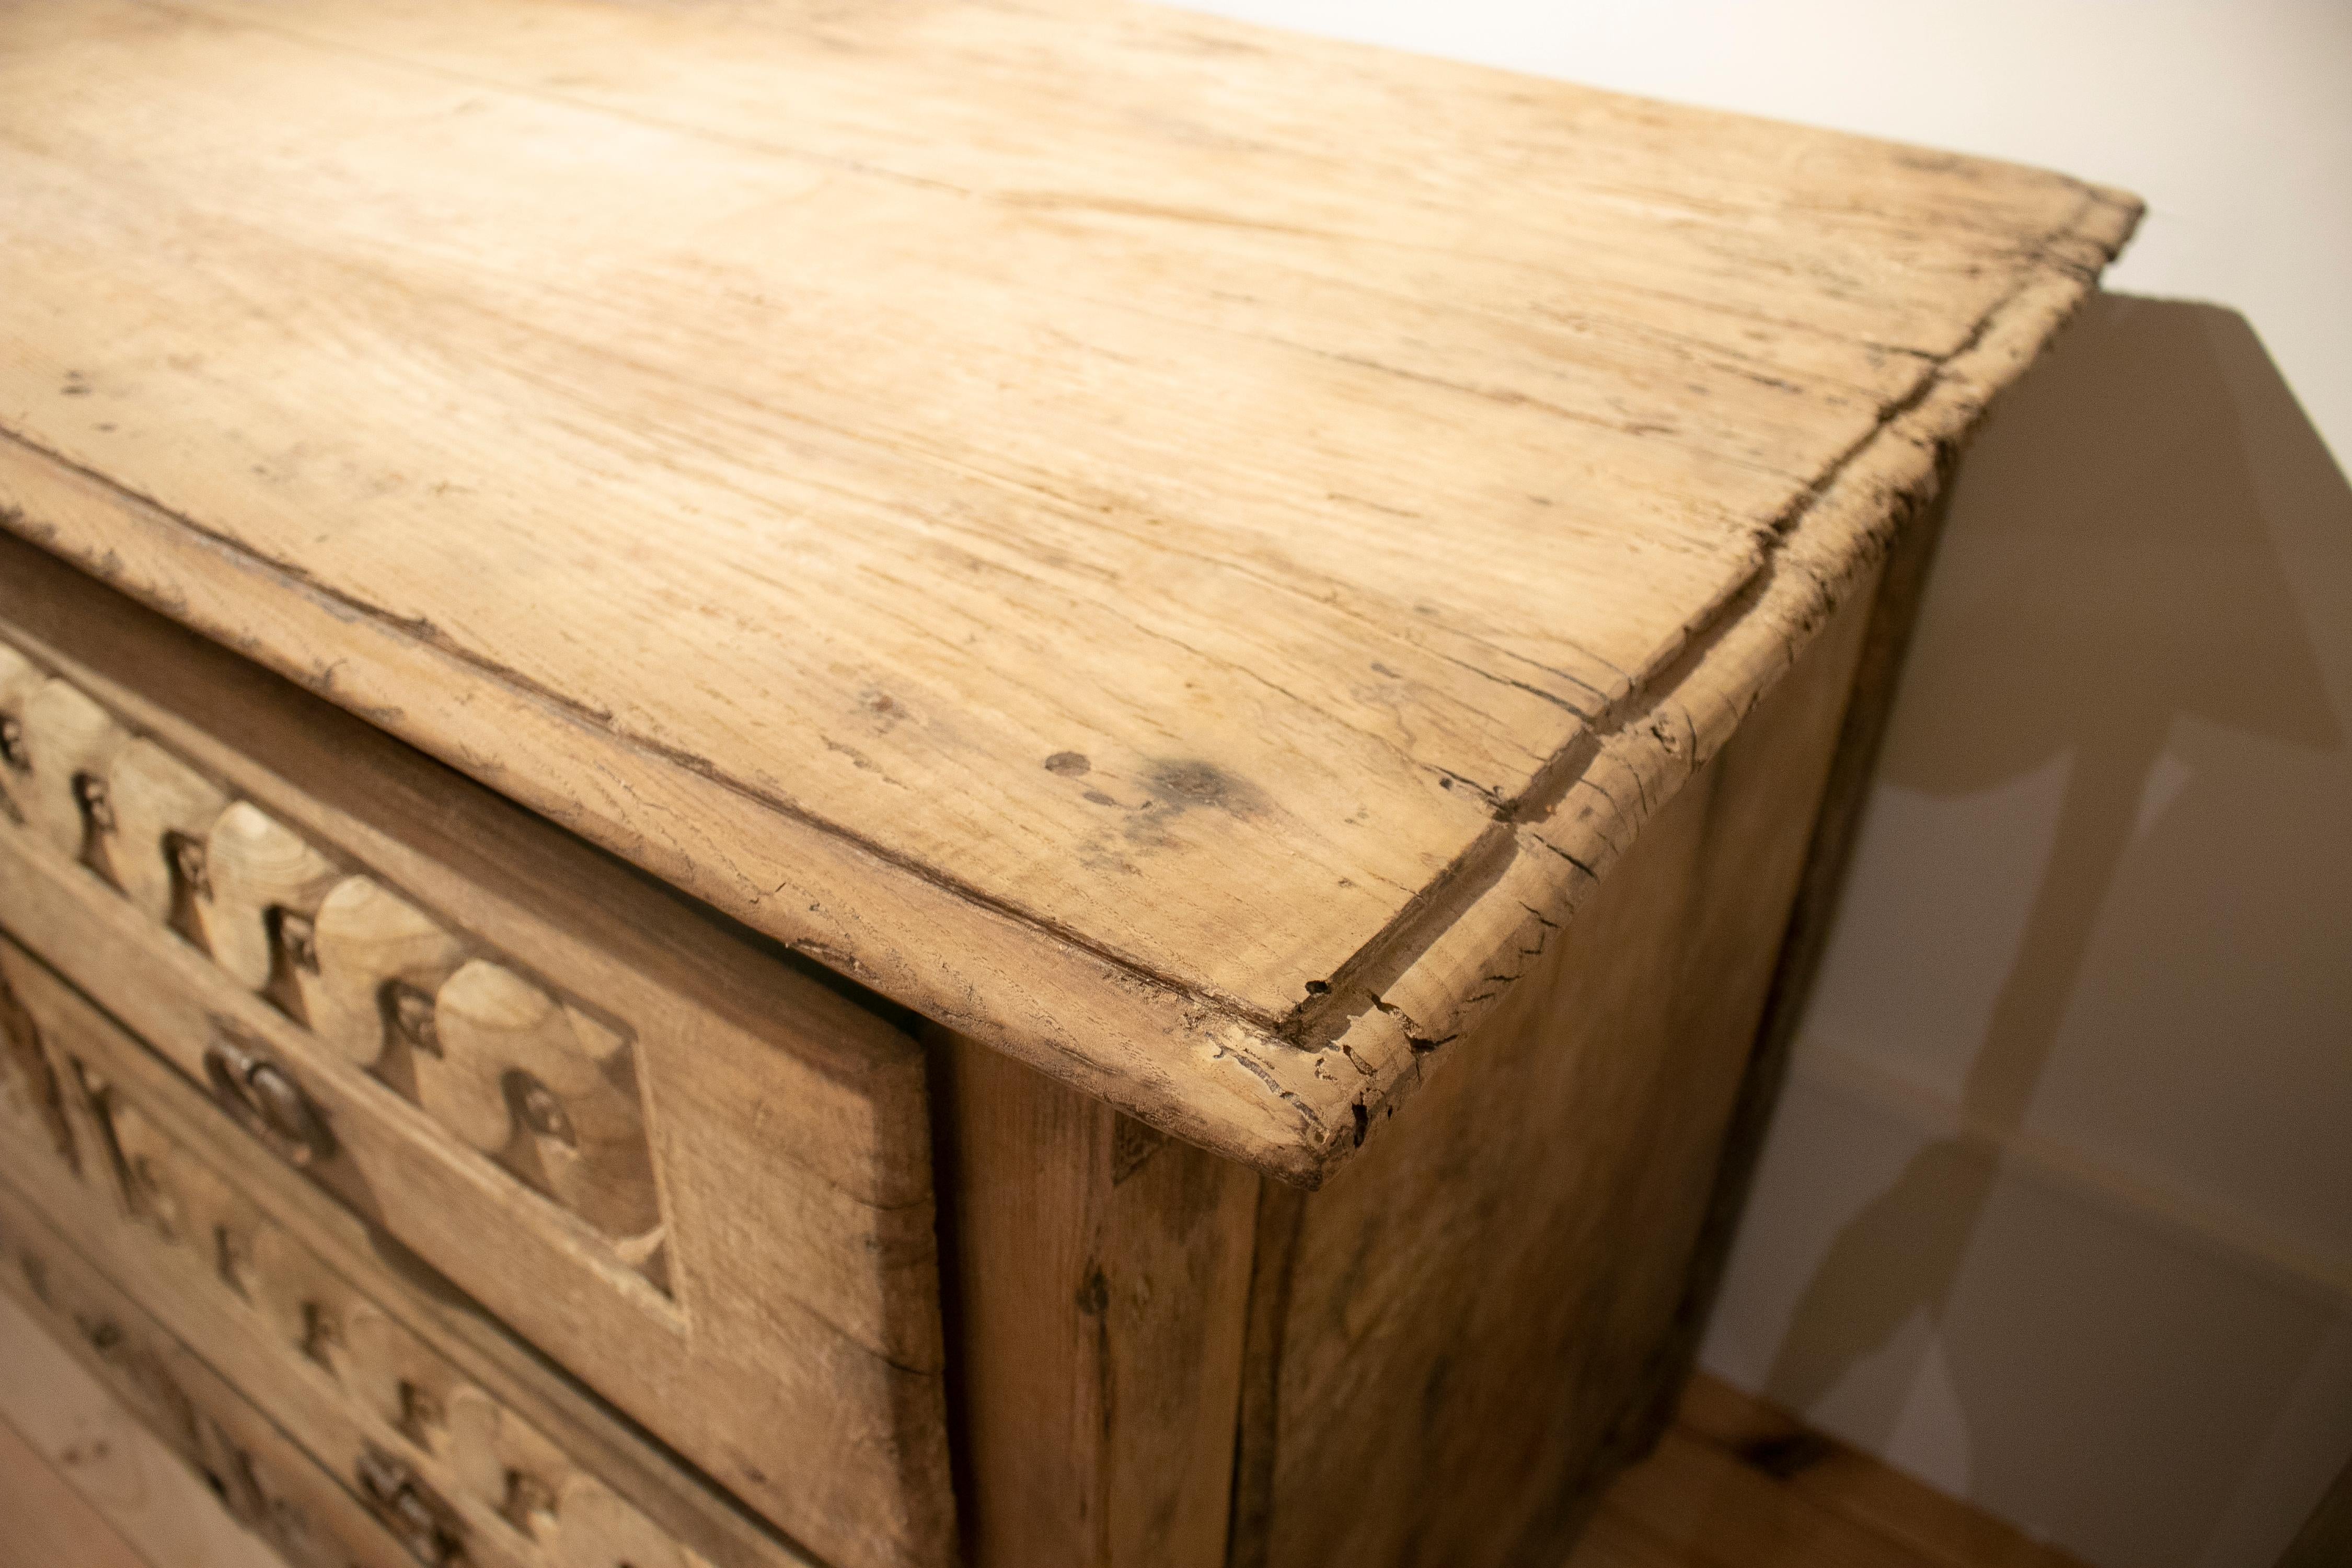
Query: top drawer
0,537,953,1568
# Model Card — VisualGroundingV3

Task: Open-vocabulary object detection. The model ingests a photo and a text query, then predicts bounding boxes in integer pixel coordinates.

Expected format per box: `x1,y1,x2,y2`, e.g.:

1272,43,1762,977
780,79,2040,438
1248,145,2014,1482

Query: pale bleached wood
0,645,42,829
0,946,803,1568
18,680,125,867
937,1028,1259,1568
202,803,341,1001
554,1474,713,1568
0,935,76,1171
0,1181,414,1568
103,738,230,934
0,0,2137,1184
0,975,801,1568
1240,573,1878,1568
0,820,944,1568
0,570,953,1568
0,1405,158,1568
1623,485,1961,1467
1310,264,2134,1177
430,961,659,1242
306,875,465,1068
0,770,940,1512
0,1291,282,1568
443,1383,570,1541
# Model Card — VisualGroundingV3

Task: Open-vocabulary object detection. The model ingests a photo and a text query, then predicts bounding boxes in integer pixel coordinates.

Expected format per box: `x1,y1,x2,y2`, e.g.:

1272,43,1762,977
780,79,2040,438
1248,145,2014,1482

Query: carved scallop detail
431,962,659,1241
309,877,466,1070
205,802,343,1003
20,678,129,867
106,738,231,932
0,645,667,1266
0,643,44,823
24,1076,712,1568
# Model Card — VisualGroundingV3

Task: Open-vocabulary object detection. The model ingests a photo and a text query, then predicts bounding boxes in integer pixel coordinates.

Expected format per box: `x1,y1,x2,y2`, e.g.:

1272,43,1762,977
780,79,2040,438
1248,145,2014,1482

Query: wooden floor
1571,1375,2087,1568
0,1296,2080,1568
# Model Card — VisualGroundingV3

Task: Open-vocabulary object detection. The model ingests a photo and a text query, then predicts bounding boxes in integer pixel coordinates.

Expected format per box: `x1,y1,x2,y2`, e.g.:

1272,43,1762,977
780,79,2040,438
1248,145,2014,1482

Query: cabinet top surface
0,0,2133,1181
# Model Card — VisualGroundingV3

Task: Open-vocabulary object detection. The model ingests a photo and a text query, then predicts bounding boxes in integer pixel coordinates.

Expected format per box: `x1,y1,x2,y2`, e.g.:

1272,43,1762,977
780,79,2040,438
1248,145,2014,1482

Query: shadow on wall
1726,293,2352,1567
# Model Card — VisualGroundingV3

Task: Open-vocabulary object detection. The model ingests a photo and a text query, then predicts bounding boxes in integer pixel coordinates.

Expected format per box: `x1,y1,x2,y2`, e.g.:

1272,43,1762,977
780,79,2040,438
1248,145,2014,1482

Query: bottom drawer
0,1177,411,1568
0,933,799,1568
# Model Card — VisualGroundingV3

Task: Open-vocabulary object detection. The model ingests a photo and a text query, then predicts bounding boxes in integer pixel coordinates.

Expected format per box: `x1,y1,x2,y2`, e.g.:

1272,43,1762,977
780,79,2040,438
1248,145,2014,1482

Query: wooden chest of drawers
0,546,948,1568
0,3,2132,1565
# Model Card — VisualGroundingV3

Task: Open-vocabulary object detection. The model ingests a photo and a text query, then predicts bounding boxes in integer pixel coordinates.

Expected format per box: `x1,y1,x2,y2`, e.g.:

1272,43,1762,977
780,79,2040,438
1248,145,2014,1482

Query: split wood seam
0,20,2140,1186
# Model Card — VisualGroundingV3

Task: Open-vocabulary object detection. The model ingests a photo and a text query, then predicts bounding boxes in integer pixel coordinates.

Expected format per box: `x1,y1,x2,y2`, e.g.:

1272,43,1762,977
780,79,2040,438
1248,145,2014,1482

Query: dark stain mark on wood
1110,1114,1166,1185
1075,1266,1110,1316
1144,759,1263,817
1739,1429,1835,1480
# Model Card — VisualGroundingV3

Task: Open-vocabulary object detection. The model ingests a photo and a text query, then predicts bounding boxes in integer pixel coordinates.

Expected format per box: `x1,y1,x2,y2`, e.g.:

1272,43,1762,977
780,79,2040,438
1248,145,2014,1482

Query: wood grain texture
1619,486,1960,1470
1236,570,1877,1568
1651,1377,2092,1568
936,1029,1258,1568
0,0,2136,1183
0,1408,173,1568
0,937,794,1568
0,1179,420,1568
0,551,953,1568
1567,1376,2097,1568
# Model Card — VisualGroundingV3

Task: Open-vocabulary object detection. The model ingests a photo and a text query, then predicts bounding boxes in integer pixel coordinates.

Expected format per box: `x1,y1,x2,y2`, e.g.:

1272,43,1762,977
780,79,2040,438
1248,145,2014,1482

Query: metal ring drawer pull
202,1028,335,1168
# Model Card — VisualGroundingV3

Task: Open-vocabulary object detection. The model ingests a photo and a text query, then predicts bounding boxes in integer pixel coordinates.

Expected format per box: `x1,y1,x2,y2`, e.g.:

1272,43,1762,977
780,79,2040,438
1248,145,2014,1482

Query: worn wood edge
0,538,930,1179
0,456,1343,1181
1613,481,1959,1476
0,178,2138,1188
0,648,955,1378
1304,191,2139,1174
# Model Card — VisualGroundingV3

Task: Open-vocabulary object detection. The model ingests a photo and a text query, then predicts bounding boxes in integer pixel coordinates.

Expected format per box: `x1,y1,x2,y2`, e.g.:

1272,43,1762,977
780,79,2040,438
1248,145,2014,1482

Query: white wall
1700,291,2352,1568
1166,5,2352,1564
1169,0,2352,476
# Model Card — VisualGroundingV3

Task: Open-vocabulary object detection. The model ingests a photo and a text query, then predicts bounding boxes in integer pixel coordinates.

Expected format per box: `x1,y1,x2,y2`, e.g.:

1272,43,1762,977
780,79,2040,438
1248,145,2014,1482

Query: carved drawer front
0,1179,421,1568
0,558,954,1568
0,937,810,1568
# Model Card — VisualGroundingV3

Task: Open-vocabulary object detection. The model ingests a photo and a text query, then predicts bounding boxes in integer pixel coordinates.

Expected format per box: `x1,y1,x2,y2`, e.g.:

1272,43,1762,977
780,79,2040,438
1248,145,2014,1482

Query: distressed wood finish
0,941,767,1568
0,1179,418,1568
0,1380,177,1568
0,8,2141,1566
0,540,953,1568
0,0,2137,1183
1234,572,1880,1568
935,1030,1259,1568
1624,487,1962,1465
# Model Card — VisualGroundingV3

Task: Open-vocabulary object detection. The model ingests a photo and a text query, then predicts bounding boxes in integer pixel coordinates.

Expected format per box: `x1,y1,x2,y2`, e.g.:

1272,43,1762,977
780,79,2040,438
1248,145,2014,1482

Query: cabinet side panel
1632,493,1956,1455
937,1030,1256,1568
1249,570,1880,1568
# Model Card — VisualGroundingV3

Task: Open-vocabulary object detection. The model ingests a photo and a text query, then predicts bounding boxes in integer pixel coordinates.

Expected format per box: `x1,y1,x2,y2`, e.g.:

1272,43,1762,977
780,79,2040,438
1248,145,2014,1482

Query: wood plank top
0,0,2135,1182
